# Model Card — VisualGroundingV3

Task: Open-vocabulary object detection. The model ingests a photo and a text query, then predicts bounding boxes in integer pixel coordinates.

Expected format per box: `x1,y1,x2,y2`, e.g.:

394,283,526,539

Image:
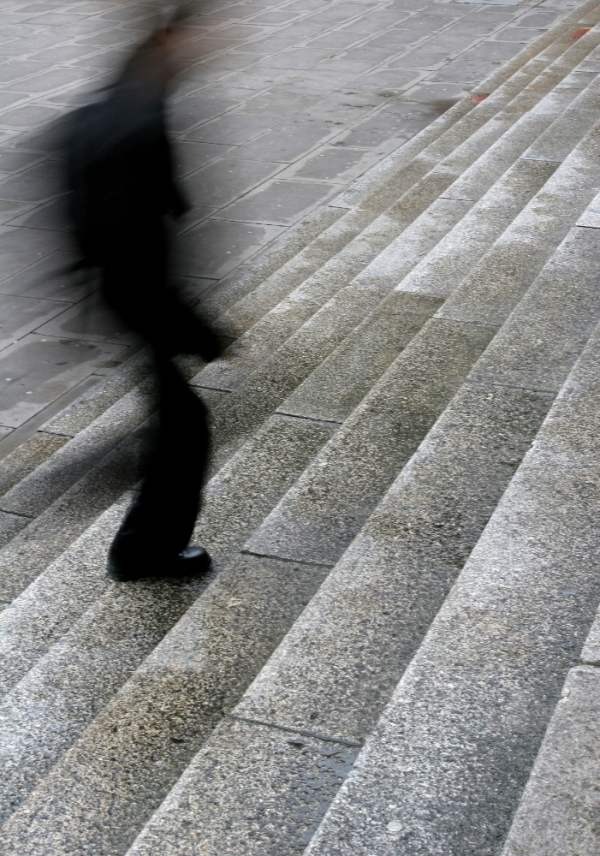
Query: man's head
119,3,193,95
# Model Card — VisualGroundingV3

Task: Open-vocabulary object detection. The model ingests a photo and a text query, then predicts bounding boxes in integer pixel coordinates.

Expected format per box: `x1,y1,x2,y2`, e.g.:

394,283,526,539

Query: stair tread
116,233,600,856
2,3,600,852
303,313,600,856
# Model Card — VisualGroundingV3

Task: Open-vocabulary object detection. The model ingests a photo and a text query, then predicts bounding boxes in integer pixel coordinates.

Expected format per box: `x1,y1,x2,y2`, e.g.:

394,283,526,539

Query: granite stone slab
0,381,154,517
39,347,152,438
200,205,343,322
245,318,496,566
0,554,333,856
303,319,600,856
125,717,359,856
501,666,600,856
0,430,67,497
400,158,557,297
0,423,149,606
0,510,28,551
0,564,203,825
239,382,553,741
0,411,335,822
279,291,443,423
469,226,600,392
439,125,600,325
0,495,131,697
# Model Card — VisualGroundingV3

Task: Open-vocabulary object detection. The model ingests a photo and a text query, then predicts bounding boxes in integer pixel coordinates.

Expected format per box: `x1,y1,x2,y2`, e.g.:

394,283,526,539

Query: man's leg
108,351,211,578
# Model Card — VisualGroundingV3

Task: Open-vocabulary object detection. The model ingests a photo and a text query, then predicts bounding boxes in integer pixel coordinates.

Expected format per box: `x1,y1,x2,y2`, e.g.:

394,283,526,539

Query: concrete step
197,35,600,393
283,108,600,425
301,286,600,856
0,20,594,602
206,16,600,342
0,410,335,797
1,4,600,852
112,225,600,856
499,607,600,856
4,149,600,856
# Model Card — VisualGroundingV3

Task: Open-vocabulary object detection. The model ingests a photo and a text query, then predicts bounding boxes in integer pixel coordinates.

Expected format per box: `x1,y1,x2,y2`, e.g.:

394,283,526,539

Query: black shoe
107,545,211,582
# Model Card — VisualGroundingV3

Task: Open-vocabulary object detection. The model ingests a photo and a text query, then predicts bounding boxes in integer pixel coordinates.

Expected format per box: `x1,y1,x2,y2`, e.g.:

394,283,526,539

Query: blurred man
65,6,220,581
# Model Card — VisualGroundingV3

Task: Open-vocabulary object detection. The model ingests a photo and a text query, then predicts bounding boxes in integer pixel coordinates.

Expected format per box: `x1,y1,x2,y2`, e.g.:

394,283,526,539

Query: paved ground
0,0,578,458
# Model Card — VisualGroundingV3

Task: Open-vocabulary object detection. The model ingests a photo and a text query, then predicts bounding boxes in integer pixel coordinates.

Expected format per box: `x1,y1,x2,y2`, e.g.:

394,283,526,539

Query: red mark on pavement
570,27,592,39
470,93,489,104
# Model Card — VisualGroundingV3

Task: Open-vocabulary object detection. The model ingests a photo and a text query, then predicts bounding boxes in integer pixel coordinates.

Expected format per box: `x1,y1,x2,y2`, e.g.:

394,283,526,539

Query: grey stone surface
524,98,600,163
125,717,358,856
194,412,336,566
238,382,553,742
0,424,147,605
0,565,202,825
0,496,129,697
0,2,595,852
0,410,333,824
207,113,558,392
0,380,154,517
0,555,333,856
400,157,557,296
582,617,600,663
245,318,496,566
303,319,600,856
199,188,462,391
0,430,67,496
0,510,28,550
469,226,600,391
203,282,431,466
39,346,152,437
576,186,600,226
0,0,583,458
439,122,600,325
500,666,600,856
0,334,123,429
280,292,442,422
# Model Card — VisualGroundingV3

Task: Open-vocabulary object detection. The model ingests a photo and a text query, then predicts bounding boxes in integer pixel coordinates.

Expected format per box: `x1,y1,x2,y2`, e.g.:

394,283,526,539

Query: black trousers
100,221,212,562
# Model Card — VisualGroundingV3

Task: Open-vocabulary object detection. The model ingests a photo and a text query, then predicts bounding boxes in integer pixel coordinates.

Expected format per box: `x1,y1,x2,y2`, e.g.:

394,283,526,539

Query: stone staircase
1,2,600,853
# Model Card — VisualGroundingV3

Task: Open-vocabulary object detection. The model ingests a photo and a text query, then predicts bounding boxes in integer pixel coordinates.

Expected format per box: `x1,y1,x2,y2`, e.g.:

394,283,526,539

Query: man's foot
107,545,211,582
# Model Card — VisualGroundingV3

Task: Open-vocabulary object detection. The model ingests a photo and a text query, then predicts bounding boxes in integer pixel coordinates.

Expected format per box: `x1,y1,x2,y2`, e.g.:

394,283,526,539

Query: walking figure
64,8,220,581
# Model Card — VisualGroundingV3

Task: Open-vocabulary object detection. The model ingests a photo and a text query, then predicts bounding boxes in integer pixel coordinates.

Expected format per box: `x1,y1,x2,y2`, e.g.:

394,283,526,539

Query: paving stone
228,121,333,163
184,155,283,210
0,103,63,128
0,335,124,429
0,293,66,351
182,110,277,145
219,178,338,225
34,291,138,346
173,218,286,279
